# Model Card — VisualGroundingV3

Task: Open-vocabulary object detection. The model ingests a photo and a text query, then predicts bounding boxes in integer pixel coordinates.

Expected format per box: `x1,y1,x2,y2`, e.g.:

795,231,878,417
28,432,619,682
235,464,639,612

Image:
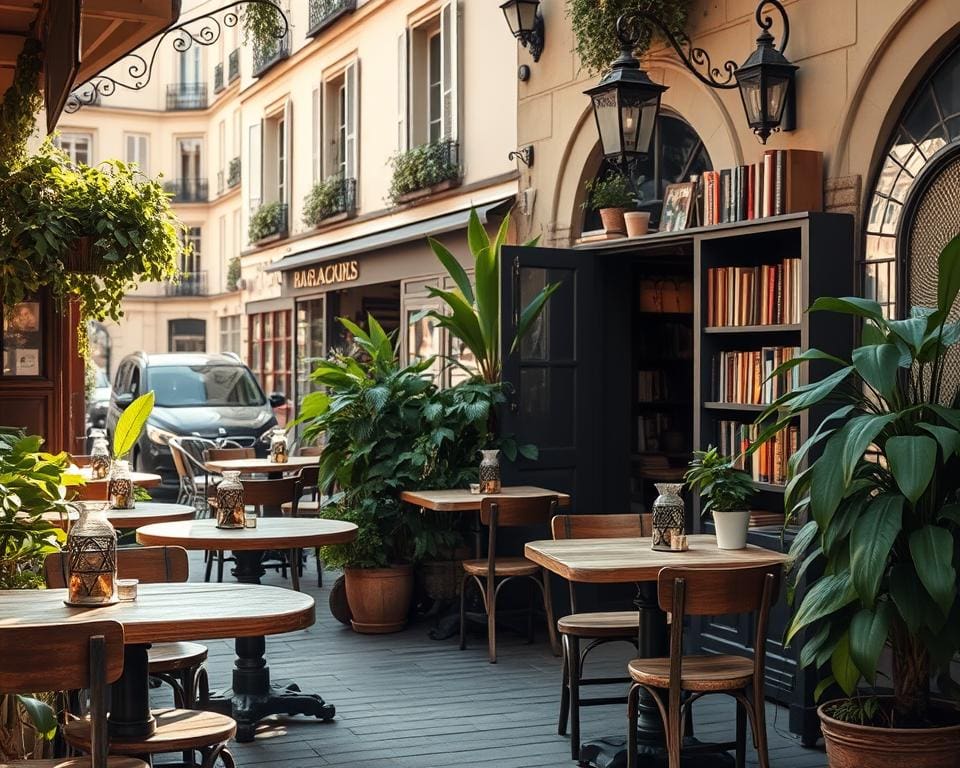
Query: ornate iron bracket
63,0,289,113
616,0,790,90
508,146,534,168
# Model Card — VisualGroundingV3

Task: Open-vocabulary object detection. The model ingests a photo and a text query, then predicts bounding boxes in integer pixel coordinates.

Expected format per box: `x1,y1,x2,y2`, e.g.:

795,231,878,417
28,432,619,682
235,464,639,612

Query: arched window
582,112,711,232
861,40,960,318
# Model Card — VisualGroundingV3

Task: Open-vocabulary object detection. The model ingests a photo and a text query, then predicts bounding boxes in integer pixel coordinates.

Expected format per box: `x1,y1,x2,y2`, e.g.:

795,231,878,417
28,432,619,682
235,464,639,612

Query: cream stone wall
518,0,960,245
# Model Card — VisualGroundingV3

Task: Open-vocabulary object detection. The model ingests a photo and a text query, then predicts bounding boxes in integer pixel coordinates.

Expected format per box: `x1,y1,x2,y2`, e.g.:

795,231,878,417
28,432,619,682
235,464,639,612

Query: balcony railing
228,48,240,82
304,176,357,227
388,139,461,205
164,178,209,203
249,201,289,243
227,157,241,188
165,82,208,110
166,271,208,297
307,0,356,37
252,32,289,78
213,63,224,93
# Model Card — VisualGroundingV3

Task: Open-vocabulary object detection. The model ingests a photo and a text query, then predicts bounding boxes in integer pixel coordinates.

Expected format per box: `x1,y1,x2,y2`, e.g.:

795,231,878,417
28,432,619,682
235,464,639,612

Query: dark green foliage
583,171,636,211
388,140,459,204
226,257,241,292
248,201,285,243
241,1,285,49
303,176,345,227
685,446,755,515
0,38,41,169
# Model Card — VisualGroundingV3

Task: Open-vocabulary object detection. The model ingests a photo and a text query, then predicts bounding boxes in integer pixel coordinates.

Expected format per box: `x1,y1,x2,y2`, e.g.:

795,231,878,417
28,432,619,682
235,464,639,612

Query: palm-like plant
422,208,559,385
754,234,960,727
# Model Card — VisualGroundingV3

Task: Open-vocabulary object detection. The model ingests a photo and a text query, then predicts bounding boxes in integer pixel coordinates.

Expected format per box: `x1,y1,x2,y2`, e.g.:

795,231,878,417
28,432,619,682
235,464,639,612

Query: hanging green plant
0,38,41,170
241,1,285,51
566,0,693,75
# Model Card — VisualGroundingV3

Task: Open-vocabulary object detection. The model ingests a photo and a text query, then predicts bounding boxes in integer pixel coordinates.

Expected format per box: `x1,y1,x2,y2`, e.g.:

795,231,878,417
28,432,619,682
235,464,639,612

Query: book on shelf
577,229,626,244
699,149,823,226
748,511,786,528
718,420,798,486
712,347,800,404
638,413,673,453
706,258,802,327
638,369,670,402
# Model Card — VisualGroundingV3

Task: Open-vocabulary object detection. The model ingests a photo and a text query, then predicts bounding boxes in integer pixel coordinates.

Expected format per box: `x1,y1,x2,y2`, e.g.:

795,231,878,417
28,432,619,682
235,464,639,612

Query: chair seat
628,654,755,692
462,557,538,576
148,641,208,673
281,500,319,516
64,708,236,753
558,611,640,638
6,760,148,768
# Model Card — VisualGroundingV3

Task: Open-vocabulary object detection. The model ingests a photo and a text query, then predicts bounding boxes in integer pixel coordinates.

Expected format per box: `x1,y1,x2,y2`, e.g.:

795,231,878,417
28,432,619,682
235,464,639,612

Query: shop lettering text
293,261,360,289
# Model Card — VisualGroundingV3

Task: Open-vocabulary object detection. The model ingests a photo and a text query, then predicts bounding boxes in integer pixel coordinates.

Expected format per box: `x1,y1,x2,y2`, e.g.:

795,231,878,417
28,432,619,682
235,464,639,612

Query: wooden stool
551,513,649,759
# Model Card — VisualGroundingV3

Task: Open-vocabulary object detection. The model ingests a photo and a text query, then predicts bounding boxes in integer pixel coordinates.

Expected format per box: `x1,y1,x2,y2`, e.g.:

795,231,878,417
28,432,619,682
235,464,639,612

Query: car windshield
148,365,265,408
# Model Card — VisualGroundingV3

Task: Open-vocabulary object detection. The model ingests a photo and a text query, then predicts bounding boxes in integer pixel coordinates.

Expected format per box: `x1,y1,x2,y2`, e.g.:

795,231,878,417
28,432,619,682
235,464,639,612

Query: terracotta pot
819,700,960,768
624,211,650,237
344,564,414,634
599,207,626,234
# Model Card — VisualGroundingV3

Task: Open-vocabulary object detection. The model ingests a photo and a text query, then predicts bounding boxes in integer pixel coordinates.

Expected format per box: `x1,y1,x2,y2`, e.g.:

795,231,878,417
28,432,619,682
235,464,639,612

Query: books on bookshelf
638,413,676,453
712,347,800,405
700,149,823,226
637,320,693,360
718,419,799,486
706,258,802,327
638,369,671,402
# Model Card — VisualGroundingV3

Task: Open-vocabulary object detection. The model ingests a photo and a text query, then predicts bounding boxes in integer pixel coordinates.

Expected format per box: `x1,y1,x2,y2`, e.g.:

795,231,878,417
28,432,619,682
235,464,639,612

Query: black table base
109,643,156,739
577,736,735,768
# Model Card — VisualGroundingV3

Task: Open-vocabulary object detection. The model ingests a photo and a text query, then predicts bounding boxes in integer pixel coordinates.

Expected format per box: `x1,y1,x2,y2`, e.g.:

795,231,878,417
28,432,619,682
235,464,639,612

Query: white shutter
283,99,293,206
440,1,460,142
125,134,148,175
397,30,409,151
311,86,321,183
248,121,262,208
345,61,359,181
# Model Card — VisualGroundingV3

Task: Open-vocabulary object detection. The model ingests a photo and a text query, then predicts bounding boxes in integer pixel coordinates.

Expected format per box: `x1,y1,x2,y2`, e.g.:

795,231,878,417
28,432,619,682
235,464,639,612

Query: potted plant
248,200,287,244
583,171,635,235
388,139,460,205
752,235,960,766
303,175,353,228
684,446,755,549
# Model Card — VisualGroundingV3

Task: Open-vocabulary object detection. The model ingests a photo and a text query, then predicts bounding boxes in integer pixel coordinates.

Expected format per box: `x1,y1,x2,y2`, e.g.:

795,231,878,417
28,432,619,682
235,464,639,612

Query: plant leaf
916,423,960,462
427,236,474,304
849,603,891,684
936,234,960,317
851,344,899,401
909,525,957,615
809,296,885,323
112,391,155,459
850,494,902,607
814,675,837,702
512,281,562,354
885,435,937,503
787,573,856,644
16,695,57,740
831,631,860,697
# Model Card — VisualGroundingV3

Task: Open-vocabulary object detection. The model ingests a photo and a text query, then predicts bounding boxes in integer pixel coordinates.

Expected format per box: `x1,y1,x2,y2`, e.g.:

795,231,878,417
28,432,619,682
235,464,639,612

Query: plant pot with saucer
583,171,635,235
684,446,754,550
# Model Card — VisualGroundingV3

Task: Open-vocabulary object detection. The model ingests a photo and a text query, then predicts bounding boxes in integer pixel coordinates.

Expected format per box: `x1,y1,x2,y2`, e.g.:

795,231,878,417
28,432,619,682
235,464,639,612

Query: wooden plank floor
162,553,828,767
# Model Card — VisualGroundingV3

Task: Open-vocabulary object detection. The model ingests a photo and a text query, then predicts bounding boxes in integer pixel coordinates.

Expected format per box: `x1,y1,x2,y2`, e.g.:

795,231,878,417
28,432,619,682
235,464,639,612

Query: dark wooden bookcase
692,212,854,742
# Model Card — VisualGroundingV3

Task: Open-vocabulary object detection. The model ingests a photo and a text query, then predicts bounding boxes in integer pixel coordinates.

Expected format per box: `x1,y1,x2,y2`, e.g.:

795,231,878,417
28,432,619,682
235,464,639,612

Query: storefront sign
292,260,359,289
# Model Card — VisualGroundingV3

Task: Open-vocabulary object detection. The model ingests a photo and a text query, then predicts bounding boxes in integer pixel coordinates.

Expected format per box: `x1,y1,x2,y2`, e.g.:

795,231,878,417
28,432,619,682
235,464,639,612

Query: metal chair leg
558,633,570,736
568,634,581,760
626,683,640,768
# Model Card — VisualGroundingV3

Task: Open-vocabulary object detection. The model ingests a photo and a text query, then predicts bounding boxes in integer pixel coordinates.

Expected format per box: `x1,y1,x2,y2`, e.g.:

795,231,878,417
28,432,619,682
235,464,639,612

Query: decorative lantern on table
66,503,117,605
479,449,502,495
269,427,289,463
108,459,135,509
651,482,686,551
89,431,111,480
216,471,245,529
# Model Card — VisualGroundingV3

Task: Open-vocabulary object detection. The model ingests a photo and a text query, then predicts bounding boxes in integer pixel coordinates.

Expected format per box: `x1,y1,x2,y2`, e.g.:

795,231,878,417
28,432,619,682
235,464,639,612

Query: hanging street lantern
734,13,798,143
500,0,545,63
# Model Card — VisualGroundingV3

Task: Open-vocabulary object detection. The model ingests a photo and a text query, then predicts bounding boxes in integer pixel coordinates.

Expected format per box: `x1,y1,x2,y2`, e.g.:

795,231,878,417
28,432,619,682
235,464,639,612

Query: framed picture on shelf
660,182,696,232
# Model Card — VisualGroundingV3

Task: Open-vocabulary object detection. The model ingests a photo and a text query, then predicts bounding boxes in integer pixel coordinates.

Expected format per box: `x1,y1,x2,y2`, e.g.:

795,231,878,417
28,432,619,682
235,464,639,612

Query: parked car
105,352,285,489
86,366,112,432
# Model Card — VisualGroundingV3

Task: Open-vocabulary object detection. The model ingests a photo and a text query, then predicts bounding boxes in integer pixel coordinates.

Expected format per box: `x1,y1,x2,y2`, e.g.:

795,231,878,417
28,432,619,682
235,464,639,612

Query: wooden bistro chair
551,513,650,760
203,446,255,463
45,546,210,710
68,482,110,502
0,620,147,768
460,495,560,664
626,564,782,768
283,463,324,586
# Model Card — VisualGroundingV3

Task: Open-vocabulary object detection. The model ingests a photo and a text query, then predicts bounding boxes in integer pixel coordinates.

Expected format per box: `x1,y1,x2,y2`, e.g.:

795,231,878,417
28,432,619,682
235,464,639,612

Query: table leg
232,550,266,583
109,643,157,739
204,635,335,742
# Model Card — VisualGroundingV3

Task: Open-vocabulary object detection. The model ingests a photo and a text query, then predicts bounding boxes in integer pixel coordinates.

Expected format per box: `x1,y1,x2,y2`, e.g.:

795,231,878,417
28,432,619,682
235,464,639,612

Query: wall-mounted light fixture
500,0,545,63
508,146,535,168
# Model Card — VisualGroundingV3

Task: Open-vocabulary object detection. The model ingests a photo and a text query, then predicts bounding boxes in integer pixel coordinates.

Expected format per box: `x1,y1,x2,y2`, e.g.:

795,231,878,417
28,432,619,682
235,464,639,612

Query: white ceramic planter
713,510,750,549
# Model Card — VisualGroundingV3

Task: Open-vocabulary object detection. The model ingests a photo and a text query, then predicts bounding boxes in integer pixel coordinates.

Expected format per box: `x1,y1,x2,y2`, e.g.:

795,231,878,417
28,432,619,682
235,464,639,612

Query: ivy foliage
566,0,692,75
248,201,285,243
388,140,460,204
583,171,636,211
241,1,285,50
0,38,41,169
303,176,346,227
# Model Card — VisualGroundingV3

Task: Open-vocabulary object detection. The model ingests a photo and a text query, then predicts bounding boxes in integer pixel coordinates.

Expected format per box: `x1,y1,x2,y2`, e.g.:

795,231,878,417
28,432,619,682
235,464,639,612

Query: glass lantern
67,502,117,605
89,433,111,480
269,427,289,464
108,459,135,510
651,483,685,552
479,449,502,495
216,471,245,529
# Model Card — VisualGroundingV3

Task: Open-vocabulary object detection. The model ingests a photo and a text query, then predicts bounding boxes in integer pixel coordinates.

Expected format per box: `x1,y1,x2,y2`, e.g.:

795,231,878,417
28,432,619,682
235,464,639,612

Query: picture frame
660,182,697,233
5,301,40,333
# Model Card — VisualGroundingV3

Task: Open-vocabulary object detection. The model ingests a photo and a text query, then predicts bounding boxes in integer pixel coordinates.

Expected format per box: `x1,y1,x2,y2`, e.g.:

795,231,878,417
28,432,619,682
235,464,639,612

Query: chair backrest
240,476,301,511
298,446,323,457
0,620,124,768
298,464,320,490
69,483,110,501
551,513,651,540
70,454,93,467
45,545,190,588
204,447,255,462
480,496,557,568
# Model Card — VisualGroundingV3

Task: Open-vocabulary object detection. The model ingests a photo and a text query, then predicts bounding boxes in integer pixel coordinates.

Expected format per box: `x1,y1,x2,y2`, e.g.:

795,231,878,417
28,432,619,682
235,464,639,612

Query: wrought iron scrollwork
63,0,289,113
615,0,790,91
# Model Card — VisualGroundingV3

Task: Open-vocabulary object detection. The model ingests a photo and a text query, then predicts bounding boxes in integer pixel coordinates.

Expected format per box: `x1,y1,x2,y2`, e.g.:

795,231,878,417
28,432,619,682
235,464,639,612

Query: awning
266,197,513,273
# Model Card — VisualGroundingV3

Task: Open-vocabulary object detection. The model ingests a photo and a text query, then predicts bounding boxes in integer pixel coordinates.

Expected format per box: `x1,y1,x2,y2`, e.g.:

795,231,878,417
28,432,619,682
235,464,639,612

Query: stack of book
712,347,800,404
699,149,823,226
706,258,802,327
638,369,669,402
638,413,673,453
717,420,799,486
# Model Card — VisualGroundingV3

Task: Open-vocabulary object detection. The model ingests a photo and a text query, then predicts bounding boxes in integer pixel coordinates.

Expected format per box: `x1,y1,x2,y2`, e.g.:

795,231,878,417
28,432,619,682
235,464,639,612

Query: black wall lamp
585,0,797,168
500,0,545,63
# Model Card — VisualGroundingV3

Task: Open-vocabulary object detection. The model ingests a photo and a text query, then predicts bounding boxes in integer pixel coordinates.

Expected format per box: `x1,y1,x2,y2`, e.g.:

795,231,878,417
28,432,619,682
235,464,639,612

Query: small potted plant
583,171,635,235
684,446,754,549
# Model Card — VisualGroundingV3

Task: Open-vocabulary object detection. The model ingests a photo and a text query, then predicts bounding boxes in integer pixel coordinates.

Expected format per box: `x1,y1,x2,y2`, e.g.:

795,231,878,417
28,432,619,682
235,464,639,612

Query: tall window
178,137,203,181
179,47,200,85
321,63,358,181
428,32,442,142
168,319,206,352
124,133,149,175
219,315,241,356
180,226,202,275
337,84,347,177
56,133,92,165
249,310,292,397
277,117,286,204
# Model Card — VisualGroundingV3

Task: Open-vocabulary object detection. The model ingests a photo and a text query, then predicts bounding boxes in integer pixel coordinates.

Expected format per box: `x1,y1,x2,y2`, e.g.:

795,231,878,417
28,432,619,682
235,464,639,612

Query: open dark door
500,246,602,511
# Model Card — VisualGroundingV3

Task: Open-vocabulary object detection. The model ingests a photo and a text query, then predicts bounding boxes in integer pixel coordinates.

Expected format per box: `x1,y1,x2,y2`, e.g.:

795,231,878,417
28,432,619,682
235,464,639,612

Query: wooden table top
0,582,315,644
204,456,319,474
136,517,358,550
41,503,196,530
400,486,571,512
74,466,163,488
525,536,790,583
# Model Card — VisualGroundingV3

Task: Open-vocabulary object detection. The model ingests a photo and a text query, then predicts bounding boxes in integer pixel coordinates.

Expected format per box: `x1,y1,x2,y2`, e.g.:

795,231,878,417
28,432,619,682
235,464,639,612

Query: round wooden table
43,502,196,530
203,456,318,478
74,466,163,488
0,583,314,743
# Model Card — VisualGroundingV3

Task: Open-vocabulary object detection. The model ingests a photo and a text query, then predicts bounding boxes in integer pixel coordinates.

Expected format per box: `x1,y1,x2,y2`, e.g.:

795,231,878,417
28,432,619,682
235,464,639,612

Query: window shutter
283,99,293,206
312,86,321,183
248,120,262,209
440,1,460,143
345,61,359,181
397,30,409,151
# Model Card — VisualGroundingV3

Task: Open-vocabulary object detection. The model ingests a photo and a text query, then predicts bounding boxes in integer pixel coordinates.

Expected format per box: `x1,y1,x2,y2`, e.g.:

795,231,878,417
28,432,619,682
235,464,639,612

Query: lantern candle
216,471,245,529
651,483,686,552
108,459,135,509
66,503,117,605
269,428,288,463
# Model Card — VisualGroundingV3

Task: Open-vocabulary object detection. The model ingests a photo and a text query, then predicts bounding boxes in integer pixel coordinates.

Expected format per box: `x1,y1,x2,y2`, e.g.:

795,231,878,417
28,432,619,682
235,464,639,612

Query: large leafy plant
295,316,508,568
755,235,960,727
423,209,560,385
